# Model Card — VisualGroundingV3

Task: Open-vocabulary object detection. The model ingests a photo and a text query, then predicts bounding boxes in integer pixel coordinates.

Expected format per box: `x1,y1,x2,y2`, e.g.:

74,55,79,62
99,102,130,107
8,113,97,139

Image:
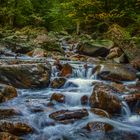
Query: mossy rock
42,41,64,53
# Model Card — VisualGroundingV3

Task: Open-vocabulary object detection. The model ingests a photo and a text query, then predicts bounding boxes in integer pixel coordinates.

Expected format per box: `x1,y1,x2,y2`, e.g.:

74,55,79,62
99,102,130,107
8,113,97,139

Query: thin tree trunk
76,21,80,35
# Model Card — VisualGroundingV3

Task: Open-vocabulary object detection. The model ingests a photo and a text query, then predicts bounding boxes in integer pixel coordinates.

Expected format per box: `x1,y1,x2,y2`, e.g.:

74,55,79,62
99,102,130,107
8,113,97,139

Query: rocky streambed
0,57,140,140
0,31,140,140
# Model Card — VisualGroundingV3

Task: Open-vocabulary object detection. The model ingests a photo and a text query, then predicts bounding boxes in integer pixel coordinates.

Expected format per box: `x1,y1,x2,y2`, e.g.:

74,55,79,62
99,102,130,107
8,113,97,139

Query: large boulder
0,121,33,136
98,64,136,82
0,84,17,103
49,109,89,124
77,42,109,57
0,63,51,88
77,38,114,57
89,83,122,115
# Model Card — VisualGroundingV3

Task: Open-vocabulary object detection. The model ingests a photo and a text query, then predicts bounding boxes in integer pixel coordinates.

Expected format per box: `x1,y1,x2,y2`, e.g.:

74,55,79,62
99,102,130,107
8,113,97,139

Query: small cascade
1,58,140,140
64,78,94,89
122,101,131,117
72,67,94,79
52,65,59,77
51,61,98,79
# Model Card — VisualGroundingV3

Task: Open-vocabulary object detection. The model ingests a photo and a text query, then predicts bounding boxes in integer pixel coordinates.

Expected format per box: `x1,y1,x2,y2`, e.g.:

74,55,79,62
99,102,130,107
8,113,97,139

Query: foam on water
1,60,140,140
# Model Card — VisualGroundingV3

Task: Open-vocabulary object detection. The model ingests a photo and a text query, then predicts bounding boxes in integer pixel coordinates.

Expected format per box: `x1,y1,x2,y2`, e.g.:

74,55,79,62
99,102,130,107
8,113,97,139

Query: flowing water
1,59,140,140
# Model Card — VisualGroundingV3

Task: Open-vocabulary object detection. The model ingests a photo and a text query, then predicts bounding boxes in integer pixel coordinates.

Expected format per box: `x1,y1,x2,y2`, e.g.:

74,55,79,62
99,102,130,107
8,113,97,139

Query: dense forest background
0,0,140,35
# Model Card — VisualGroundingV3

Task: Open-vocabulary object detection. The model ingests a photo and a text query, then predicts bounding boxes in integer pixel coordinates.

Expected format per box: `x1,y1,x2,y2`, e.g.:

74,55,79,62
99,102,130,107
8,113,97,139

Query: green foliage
0,0,140,38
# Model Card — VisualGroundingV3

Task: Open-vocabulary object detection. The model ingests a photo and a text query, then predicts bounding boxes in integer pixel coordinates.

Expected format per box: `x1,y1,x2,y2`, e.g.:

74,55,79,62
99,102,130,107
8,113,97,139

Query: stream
0,58,140,140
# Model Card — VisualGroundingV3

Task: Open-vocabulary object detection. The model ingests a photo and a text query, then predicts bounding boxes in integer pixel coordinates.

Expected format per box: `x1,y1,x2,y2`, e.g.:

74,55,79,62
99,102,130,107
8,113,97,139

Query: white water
1,61,140,140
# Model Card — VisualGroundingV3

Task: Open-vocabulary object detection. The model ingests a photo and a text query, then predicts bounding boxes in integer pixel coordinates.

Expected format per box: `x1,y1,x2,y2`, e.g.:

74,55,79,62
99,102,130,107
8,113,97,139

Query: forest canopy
0,0,140,35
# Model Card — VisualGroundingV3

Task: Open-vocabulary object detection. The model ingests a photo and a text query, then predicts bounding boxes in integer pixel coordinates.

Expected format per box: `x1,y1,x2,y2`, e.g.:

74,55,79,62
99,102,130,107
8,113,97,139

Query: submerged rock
49,109,89,124
0,132,24,140
89,83,122,115
0,121,33,136
0,84,17,103
0,63,51,88
50,93,65,103
84,121,113,132
50,78,66,88
98,64,136,82
81,95,88,105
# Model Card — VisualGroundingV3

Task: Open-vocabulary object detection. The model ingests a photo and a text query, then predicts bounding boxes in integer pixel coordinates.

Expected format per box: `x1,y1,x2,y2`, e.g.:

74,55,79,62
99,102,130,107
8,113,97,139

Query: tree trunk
76,21,80,35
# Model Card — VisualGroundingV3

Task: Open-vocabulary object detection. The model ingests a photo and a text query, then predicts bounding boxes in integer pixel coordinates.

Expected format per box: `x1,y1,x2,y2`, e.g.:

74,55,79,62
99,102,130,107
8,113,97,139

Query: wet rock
81,95,88,105
98,64,136,82
124,84,140,112
0,132,24,140
124,93,140,103
0,121,33,136
77,42,109,57
123,92,140,112
84,121,113,132
49,109,89,124
89,83,122,115
0,84,17,103
50,93,65,103
50,78,66,88
59,63,73,77
0,63,51,88
127,81,140,91
0,108,20,118
47,102,54,107
29,107,44,113
27,48,47,57
90,108,110,118
111,82,126,92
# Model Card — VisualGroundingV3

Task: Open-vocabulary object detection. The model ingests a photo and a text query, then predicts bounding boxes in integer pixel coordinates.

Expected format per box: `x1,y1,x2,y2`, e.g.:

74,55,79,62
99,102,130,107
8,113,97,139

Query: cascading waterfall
1,59,140,140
